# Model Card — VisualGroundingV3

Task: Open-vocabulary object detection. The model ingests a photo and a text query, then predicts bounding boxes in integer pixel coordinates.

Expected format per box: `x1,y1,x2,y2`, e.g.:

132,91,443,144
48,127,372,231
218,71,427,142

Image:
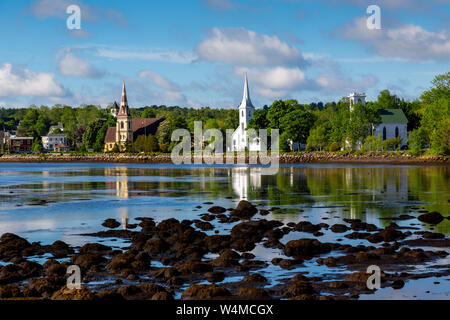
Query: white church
348,92,408,147
229,74,262,152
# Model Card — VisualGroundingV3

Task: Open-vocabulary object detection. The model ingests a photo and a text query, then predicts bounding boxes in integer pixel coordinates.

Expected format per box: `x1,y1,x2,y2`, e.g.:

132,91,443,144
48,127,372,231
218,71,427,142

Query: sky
0,0,449,109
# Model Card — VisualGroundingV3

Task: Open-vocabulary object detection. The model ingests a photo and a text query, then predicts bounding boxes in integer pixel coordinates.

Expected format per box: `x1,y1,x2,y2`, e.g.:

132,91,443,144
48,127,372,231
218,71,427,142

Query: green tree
307,127,327,151
408,128,427,156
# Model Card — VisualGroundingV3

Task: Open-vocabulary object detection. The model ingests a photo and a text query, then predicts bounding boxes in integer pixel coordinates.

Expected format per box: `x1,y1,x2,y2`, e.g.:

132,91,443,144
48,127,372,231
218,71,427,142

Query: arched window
242,110,244,117
395,127,399,137
120,121,124,129
383,127,386,140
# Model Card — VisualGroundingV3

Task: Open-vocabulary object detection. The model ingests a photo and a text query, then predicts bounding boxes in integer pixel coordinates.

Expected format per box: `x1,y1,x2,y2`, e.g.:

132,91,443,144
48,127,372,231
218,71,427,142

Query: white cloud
95,47,196,64
315,72,377,93
139,70,187,105
0,63,67,98
339,17,450,61
196,27,305,66
58,51,104,78
235,66,306,99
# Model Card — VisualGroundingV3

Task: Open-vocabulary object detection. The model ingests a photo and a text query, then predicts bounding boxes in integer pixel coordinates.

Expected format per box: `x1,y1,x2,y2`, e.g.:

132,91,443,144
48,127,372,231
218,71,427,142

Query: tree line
0,72,448,155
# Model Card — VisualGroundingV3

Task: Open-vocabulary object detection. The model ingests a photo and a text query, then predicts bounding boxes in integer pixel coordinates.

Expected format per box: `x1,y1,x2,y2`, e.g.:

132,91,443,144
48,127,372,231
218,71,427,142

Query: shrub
328,142,340,152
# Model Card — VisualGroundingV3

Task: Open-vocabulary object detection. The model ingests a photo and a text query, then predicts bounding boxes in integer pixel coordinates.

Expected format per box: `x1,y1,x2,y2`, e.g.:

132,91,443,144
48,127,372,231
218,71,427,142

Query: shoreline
0,152,449,165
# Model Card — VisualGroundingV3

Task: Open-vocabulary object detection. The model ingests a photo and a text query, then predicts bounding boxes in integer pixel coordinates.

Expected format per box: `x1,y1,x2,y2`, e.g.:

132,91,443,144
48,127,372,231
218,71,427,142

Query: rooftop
378,108,408,124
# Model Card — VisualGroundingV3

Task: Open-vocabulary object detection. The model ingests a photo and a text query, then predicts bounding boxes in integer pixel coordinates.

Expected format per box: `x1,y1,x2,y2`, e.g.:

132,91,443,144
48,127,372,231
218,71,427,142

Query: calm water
0,163,448,299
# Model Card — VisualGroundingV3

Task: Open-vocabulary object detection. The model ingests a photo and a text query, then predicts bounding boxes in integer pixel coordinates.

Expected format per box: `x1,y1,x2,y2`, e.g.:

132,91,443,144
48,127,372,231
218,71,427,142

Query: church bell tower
116,81,133,151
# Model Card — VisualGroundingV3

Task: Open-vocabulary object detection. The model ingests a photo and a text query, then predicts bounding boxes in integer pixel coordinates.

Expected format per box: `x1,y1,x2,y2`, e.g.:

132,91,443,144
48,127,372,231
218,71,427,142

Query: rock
284,239,331,258
422,232,445,239
208,206,227,214
330,224,350,233
242,273,268,283
51,286,95,300
71,253,106,270
48,240,74,258
284,280,315,297
181,284,231,300
418,212,444,224
391,279,405,289
177,261,213,274
327,281,349,289
96,290,124,300
236,287,270,299
194,221,214,231
205,272,225,283
23,276,65,298
102,218,121,229
230,200,258,219
0,233,33,259
294,221,321,233
143,238,169,256
79,243,112,254
0,284,22,298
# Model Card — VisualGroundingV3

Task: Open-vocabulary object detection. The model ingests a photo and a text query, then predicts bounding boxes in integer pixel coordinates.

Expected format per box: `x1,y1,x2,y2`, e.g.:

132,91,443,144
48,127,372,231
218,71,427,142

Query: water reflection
0,164,448,236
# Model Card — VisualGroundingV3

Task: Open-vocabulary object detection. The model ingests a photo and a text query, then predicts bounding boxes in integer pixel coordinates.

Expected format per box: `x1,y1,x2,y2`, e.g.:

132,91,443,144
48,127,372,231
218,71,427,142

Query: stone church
104,81,165,152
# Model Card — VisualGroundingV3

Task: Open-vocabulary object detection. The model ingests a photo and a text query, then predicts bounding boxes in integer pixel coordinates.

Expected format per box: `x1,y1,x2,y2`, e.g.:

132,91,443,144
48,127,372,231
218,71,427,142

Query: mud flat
0,201,448,300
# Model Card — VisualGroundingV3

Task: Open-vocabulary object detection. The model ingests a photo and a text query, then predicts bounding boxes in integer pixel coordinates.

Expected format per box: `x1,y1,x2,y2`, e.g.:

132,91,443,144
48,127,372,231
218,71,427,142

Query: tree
408,128,427,156
248,109,269,130
362,135,382,152
307,127,327,151
375,90,400,109
32,138,43,152
267,100,294,129
279,109,316,144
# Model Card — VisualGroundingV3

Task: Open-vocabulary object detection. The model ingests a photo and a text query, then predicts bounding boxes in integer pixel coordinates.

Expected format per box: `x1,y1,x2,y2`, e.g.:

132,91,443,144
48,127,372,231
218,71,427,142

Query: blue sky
0,0,448,109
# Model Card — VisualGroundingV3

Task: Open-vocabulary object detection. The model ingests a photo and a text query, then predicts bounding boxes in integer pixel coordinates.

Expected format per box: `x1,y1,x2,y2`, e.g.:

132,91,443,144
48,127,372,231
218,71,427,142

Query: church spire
240,73,254,109
118,80,130,117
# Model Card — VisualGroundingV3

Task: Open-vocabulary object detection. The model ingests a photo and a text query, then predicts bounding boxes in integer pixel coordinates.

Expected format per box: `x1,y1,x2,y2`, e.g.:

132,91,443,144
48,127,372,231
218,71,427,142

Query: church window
242,110,244,117
395,127,399,137
383,127,386,140
121,121,124,129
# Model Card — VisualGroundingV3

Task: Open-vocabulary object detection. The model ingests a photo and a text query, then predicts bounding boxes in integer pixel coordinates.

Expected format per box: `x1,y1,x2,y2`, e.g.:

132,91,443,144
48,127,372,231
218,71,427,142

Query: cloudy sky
0,0,449,109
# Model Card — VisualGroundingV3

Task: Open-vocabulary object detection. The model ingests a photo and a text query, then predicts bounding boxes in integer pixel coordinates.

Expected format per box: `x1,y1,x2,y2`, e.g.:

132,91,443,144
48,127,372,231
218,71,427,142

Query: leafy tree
362,135,382,152
279,109,316,144
248,109,269,130
32,138,43,152
307,127,327,151
408,128,427,156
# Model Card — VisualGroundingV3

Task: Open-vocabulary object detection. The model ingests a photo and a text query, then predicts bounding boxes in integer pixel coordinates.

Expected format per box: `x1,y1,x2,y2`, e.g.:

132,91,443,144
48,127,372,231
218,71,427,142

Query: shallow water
0,162,449,299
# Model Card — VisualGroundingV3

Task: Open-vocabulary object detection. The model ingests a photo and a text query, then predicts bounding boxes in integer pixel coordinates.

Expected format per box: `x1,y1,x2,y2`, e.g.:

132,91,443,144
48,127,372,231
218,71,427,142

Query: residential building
9,136,33,152
42,134,67,151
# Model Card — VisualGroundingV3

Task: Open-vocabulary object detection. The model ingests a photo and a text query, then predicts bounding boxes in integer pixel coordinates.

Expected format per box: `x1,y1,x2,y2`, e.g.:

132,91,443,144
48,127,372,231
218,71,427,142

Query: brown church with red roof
104,81,165,152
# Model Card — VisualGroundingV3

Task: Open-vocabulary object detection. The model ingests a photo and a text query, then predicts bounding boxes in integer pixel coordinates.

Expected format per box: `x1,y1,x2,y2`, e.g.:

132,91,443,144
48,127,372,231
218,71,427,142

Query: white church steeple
238,73,255,132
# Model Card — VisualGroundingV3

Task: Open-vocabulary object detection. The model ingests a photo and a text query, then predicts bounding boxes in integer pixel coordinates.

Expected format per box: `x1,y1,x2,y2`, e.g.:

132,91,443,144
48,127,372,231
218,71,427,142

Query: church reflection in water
230,167,262,200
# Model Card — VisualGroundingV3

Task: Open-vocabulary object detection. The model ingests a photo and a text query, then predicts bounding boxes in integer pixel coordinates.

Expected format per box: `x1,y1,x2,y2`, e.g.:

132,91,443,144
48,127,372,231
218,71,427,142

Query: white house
42,134,67,151
229,74,262,152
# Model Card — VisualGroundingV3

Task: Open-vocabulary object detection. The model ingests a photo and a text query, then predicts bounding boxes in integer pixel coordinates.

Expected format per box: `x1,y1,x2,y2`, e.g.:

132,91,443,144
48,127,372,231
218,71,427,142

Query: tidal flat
0,163,448,300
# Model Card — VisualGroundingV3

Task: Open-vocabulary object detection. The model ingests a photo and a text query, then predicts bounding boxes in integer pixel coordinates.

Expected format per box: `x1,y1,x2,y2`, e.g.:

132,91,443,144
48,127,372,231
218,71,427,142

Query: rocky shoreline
0,200,448,300
0,152,449,165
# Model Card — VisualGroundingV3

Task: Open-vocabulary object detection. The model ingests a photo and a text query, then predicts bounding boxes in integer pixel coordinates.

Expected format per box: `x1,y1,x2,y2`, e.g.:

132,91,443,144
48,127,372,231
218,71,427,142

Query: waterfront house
9,136,33,152
42,133,67,151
